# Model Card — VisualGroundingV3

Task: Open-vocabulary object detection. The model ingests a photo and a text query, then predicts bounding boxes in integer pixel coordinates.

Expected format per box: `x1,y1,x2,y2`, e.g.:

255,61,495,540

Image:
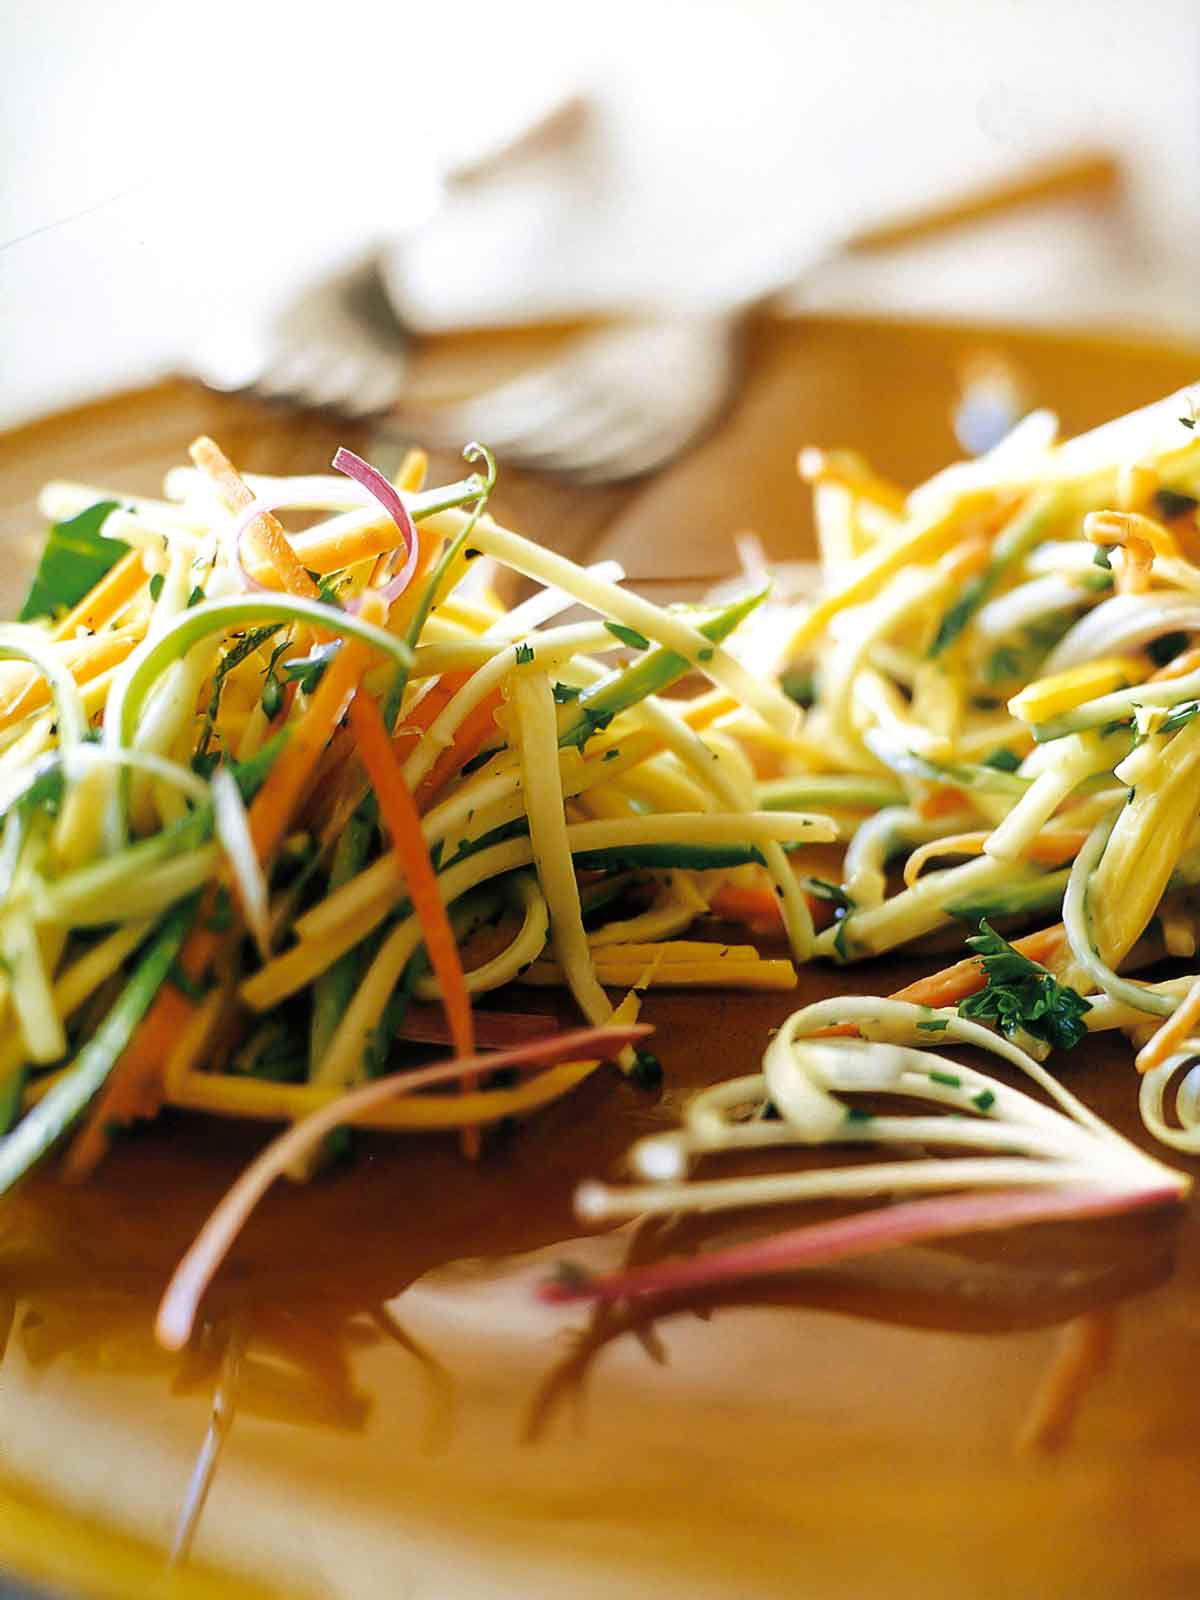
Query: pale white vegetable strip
1,822,64,1063
2,913,65,1063
577,1157,1100,1222
813,853,1013,960
984,733,1114,862
426,510,800,737
0,921,151,1084
842,806,975,909
1042,591,1200,673
212,769,271,959
484,561,626,640
1141,1055,1200,1152
39,482,206,530
39,847,218,928
821,567,947,746
0,625,89,749
973,574,1095,640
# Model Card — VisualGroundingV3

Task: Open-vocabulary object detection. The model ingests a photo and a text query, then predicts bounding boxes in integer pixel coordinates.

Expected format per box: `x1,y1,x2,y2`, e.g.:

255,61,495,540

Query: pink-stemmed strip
332,447,421,607
538,1183,1183,1305
155,1021,651,1351
397,1005,558,1049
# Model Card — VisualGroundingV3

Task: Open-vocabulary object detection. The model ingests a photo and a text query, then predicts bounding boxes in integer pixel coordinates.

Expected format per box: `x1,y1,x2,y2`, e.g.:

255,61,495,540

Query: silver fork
200,146,1117,481
398,147,1120,482
188,89,588,418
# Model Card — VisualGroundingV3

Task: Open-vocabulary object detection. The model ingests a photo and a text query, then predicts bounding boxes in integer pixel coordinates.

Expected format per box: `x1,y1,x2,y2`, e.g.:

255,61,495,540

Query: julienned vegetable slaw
5,390,1200,1335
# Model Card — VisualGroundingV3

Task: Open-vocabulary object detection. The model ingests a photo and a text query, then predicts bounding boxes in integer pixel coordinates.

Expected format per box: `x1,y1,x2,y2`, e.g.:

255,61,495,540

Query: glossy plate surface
1,317,1198,1599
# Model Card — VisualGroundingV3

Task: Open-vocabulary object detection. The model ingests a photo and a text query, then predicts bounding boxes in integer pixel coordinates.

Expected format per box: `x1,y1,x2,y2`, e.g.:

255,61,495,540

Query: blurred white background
2,0,1198,427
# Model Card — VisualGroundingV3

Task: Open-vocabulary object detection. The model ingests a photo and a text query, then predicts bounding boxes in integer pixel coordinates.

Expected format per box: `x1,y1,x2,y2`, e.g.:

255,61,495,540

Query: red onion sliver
540,1183,1182,1304
332,447,420,605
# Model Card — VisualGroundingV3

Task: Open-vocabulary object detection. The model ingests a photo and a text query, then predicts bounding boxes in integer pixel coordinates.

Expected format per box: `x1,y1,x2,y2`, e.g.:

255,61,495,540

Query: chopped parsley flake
604,621,650,651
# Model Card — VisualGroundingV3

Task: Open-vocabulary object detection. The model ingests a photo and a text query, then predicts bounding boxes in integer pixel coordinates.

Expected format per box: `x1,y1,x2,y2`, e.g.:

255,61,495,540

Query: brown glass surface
1,316,1199,1599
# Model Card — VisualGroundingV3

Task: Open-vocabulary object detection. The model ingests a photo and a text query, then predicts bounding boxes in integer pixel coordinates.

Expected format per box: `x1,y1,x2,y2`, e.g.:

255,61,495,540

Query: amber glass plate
1,317,1198,1600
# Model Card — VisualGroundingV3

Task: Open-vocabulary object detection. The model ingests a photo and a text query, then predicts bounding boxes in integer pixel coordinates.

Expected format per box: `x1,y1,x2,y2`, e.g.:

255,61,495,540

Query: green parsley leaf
260,675,284,719
20,500,123,621
1160,701,1200,736
984,645,1022,684
604,621,651,651
805,877,856,915
930,577,986,656
1147,631,1188,667
1154,488,1198,520
779,667,815,708
1092,545,1113,569
916,1018,949,1033
958,918,1091,1051
631,1048,663,1088
983,747,1022,773
282,642,338,695
148,573,165,603
514,642,535,664
552,681,582,703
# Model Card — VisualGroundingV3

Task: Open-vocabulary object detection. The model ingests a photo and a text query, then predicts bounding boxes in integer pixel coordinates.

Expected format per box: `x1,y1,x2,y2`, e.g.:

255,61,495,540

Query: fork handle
843,148,1120,256
724,145,1122,315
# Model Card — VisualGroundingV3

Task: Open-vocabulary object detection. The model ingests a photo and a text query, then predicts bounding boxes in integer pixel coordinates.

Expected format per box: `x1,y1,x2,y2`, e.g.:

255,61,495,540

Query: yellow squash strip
1008,656,1149,724
518,958,798,991
788,491,996,652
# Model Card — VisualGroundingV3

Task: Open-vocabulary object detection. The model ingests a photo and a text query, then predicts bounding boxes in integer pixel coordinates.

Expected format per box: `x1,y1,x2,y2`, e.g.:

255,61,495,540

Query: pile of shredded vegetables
7,388,1200,1337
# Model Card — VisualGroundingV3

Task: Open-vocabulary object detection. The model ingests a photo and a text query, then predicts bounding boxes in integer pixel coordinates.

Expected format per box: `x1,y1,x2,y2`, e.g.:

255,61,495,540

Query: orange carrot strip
248,636,372,867
414,688,505,811
708,881,836,935
890,924,1070,1008
50,548,146,640
347,688,475,1068
915,785,970,821
1135,974,1200,1073
190,437,316,598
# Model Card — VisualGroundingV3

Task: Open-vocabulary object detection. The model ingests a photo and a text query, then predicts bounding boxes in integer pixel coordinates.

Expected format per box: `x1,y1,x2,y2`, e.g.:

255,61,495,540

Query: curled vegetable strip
556,996,1187,1301
1063,812,1176,1018
331,447,420,605
1140,1053,1200,1152
100,595,410,848
155,1021,651,1350
0,625,88,749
